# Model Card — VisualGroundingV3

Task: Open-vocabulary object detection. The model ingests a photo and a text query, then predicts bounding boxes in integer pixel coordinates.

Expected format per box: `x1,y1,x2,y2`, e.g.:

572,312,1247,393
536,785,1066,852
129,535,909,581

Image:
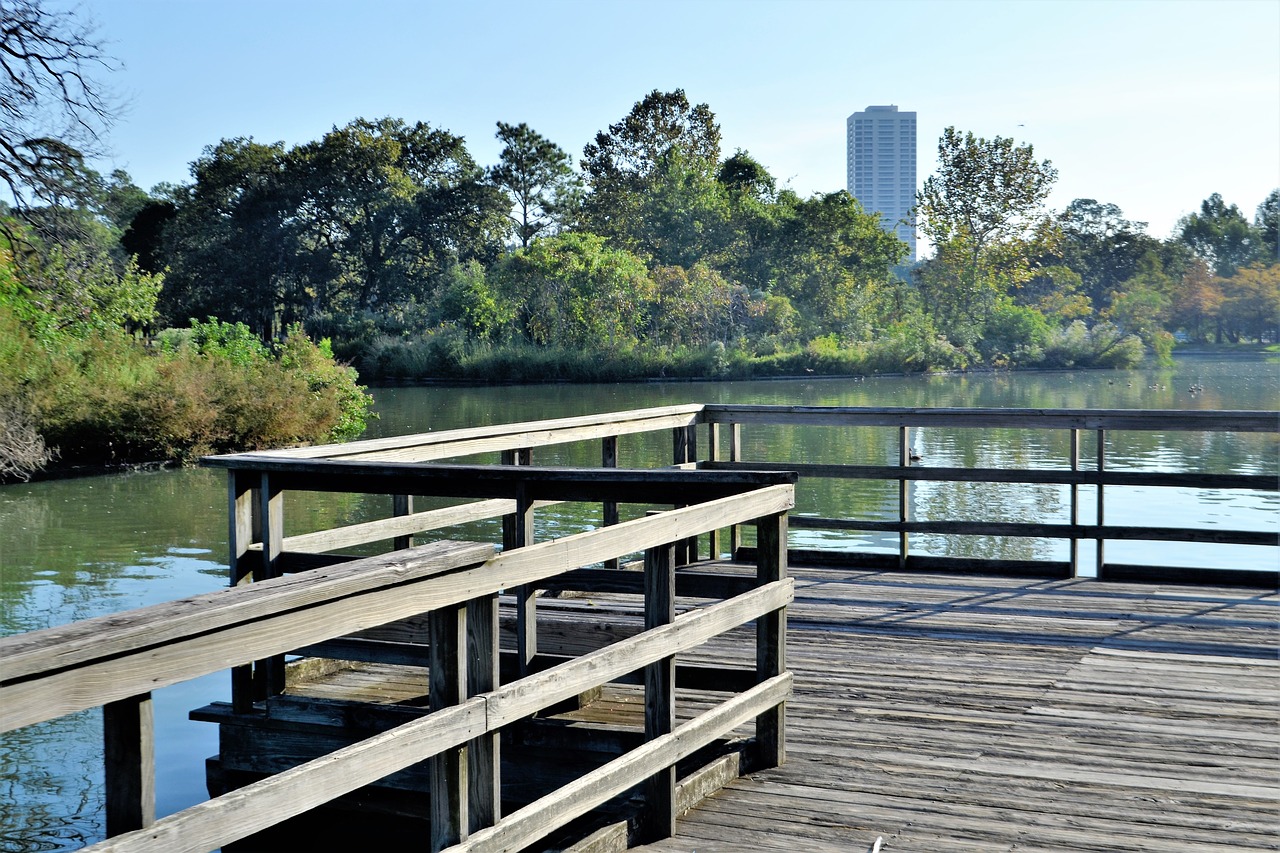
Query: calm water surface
1,354,1276,851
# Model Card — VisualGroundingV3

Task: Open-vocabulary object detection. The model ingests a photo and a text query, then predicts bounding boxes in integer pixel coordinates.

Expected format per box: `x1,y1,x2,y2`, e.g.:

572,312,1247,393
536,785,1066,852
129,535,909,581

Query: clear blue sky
74,0,1279,245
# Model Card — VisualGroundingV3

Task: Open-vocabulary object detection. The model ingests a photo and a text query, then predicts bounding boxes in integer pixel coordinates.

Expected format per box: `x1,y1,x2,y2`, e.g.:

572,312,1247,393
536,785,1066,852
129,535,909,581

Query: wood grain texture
635,564,1280,853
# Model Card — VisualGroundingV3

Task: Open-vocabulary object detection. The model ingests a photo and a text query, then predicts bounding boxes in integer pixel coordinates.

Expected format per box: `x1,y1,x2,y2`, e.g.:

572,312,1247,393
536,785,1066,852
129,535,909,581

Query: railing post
466,594,500,833
898,425,911,571
709,423,724,559
641,541,677,842
672,426,699,564
1070,428,1080,577
103,692,154,836
430,602,469,851
256,473,285,700
729,422,742,557
503,449,537,676
393,493,414,550
228,471,257,713
602,436,620,571
1096,429,1106,576
755,511,788,769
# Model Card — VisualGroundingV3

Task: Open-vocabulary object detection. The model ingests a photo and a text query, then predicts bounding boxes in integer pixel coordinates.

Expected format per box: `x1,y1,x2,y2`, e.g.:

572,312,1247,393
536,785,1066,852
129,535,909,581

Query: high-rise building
847,105,917,262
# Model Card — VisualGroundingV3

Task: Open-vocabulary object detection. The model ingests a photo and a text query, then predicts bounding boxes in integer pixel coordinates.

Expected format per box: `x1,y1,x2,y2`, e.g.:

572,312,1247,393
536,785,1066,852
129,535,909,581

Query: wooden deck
635,563,1279,853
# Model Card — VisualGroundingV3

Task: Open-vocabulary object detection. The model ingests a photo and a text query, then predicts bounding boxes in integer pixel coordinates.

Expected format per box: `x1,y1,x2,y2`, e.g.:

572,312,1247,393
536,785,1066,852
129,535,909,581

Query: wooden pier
636,565,1279,852
1,404,1275,852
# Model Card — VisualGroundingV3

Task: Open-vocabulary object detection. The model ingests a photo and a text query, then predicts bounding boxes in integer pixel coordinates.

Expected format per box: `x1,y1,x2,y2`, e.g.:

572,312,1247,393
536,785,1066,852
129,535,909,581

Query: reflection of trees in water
0,712,103,852
913,481,1066,561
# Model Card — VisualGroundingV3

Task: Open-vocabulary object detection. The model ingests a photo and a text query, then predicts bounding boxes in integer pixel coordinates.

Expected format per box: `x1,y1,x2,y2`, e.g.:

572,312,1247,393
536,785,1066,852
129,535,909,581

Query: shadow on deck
636,562,1279,853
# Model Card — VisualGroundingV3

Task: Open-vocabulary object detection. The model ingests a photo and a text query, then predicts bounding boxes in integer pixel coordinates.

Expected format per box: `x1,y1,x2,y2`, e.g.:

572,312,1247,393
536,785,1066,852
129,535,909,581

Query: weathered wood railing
0,466,795,852
229,403,1277,585
700,405,1278,584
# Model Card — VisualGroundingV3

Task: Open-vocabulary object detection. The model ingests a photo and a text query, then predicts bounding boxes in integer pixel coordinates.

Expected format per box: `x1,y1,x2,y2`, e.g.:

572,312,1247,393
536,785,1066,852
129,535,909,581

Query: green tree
915,128,1057,331
434,259,511,340
772,191,907,338
25,243,162,338
648,262,740,347
623,146,731,267
1255,189,1279,263
1105,253,1174,363
492,232,654,348
488,121,579,248
580,89,721,247
160,137,299,337
1054,198,1163,312
1177,193,1262,277
291,117,506,312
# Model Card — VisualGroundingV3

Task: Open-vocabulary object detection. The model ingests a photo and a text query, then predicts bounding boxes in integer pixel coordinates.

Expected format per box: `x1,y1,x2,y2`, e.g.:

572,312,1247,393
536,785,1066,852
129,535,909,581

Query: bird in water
908,448,923,463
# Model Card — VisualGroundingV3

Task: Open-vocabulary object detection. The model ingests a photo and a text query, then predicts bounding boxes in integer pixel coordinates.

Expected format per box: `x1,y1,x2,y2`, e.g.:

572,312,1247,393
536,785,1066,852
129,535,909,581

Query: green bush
0,309,374,475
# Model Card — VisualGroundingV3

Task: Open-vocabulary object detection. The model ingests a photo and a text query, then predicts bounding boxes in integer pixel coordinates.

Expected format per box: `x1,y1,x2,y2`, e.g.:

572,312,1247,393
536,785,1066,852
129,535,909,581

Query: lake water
1,354,1276,851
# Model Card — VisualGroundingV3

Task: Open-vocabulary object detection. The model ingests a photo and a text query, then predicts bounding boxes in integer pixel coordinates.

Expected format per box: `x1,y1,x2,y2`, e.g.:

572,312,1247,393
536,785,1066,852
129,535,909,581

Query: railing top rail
701,404,1280,432
0,540,494,690
201,403,707,465
199,459,796,502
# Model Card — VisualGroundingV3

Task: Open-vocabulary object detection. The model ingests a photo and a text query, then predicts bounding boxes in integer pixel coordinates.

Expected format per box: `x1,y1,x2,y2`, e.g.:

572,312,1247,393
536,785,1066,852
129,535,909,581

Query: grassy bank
339,319,1147,385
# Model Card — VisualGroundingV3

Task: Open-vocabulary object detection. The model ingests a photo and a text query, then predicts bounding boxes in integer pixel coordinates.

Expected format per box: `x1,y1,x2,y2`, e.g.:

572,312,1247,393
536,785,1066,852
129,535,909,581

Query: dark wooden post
729,422,742,557
502,450,537,676
898,426,911,570
672,426,699,564
1069,429,1080,576
393,493,414,550
641,542,677,842
228,471,257,713
602,436,620,571
708,423,723,559
1096,429,1106,575
430,602,469,851
255,473,285,700
103,693,154,836
755,512,787,769
466,594,500,832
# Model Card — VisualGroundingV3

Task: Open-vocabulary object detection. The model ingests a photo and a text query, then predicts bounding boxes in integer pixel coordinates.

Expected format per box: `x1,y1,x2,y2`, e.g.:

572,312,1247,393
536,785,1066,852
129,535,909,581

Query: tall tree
582,89,721,189
160,137,299,336
580,89,721,244
915,128,1057,331
772,190,907,338
291,117,507,312
488,121,578,248
1055,198,1162,311
491,232,654,348
1177,193,1261,277
717,150,783,292
1255,189,1279,263
0,0,119,246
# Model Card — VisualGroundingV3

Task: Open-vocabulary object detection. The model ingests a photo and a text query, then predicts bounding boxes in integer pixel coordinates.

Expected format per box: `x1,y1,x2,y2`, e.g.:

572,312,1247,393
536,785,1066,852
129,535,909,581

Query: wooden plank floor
636,565,1279,853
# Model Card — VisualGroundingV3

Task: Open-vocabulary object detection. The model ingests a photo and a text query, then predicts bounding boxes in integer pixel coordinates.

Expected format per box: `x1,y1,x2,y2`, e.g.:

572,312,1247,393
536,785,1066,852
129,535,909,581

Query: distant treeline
8,89,1280,386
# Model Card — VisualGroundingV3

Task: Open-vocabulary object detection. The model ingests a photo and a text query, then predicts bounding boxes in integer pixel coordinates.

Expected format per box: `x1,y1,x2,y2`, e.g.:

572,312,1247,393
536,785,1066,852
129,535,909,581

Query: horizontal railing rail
225,403,706,463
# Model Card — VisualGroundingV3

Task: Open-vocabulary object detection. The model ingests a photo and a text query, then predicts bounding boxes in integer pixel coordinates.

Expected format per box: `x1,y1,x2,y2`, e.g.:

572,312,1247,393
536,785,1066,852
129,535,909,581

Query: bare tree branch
0,0,120,245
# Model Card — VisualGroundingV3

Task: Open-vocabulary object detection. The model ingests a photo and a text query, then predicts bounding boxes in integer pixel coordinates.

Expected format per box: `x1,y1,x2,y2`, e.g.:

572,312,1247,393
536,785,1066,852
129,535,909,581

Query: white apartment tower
847,105,917,261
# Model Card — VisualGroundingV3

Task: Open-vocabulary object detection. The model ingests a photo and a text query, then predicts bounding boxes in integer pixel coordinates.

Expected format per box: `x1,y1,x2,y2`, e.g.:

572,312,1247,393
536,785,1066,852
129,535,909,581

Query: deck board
638,565,1280,852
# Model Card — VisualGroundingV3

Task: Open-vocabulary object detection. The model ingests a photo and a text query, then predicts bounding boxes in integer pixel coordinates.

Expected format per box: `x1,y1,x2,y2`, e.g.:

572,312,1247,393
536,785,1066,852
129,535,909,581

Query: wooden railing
701,405,1278,584
0,468,794,852
219,403,1276,585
